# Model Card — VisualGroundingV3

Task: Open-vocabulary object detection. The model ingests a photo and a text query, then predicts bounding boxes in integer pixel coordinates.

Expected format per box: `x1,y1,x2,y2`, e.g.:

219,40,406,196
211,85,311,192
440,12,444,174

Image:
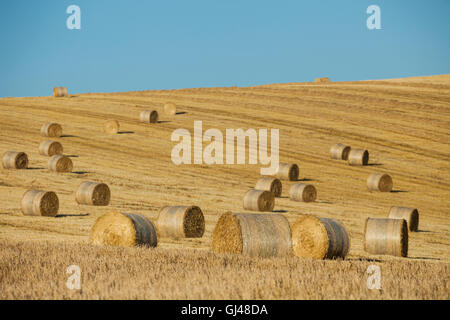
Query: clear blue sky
1,0,449,97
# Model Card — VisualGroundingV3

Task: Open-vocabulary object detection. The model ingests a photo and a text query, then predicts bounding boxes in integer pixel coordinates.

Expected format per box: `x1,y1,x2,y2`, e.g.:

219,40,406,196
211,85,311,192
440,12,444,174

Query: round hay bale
21,190,59,217
48,155,73,173
276,163,299,181
364,218,408,257
211,212,292,258
39,140,63,157
347,148,369,166
163,103,177,116
255,177,282,197
104,120,120,134
156,206,205,238
389,206,419,232
330,144,351,160
291,216,350,259
53,87,68,97
289,183,317,202
243,189,275,212
76,181,110,206
367,173,393,192
139,110,159,123
90,212,157,248
2,151,28,169
41,122,63,138
315,77,330,83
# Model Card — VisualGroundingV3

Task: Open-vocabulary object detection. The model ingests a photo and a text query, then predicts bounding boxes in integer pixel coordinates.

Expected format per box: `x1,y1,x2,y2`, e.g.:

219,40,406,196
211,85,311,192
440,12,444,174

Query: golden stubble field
0,75,449,299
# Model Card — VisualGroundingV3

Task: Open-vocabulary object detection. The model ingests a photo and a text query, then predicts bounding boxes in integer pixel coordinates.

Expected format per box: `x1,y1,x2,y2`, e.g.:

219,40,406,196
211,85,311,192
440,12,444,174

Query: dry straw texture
291,216,350,259
48,155,73,173
289,183,317,202
41,122,62,138
90,212,157,248
52,87,68,97
255,177,282,197
39,140,63,157
21,190,59,217
139,110,159,123
276,162,299,181
104,120,120,134
367,173,393,192
389,206,419,232
348,148,369,166
76,181,110,206
2,151,28,169
364,218,408,257
212,212,292,258
330,143,351,160
314,77,330,83
156,206,205,238
164,103,177,116
243,189,275,212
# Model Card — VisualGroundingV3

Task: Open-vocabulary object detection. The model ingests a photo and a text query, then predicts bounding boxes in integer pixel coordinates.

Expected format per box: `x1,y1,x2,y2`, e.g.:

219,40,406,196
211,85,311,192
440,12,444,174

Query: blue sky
0,0,449,97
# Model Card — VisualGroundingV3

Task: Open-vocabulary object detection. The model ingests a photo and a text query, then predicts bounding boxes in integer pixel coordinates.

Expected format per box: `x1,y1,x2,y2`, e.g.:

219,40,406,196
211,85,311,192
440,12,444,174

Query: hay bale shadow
390,190,408,193
73,171,89,175
157,121,170,124
27,167,45,170
118,131,134,134
176,112,187,115
56,213,89,218
272,209,288,213
60,135,77,138
367,163,383,166
65,155,79,158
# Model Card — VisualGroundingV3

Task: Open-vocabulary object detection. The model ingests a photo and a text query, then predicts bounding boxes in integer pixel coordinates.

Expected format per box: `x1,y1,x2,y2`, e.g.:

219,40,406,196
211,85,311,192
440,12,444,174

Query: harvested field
0,74,449,299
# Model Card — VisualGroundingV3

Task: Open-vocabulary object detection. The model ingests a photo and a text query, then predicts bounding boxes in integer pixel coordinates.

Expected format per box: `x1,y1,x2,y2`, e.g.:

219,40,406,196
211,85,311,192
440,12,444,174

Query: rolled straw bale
53,87,68,97
389,206,419,232
21,190,59,217
364,218,408,257
41,122,63,138
212,212,292,258
163,103,177,116
39,140,63,157
347,148,369,166
289,183,317,202
156,206,205,238
291,216,350,259
139,110,159,123
2,151,28,169
255,177,282,197
48,155,73,173
314,77,330,83
276,163,299,181
367,173,393,192
330,143,351,160
104,120,120,134
90,212,157,247
243,189,275,212
76,181,110,206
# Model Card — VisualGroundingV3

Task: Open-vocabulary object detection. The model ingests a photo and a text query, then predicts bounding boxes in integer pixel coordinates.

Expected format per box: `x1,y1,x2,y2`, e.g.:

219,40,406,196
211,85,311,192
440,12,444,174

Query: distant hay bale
2,151,28,169
276,163,299,181
48,155,73,173
330,143,351,160
347,148,369,166
389,206,419,232
41,122,62,138
139,110,159,123
291,216,350,259
164,103,177,116
243,189,275,212
367,173,393,192
39,140,63,157
53,87,68,97
90,212,157,248
212,212,292,258
104,120,120,134
255,177,282,197
21,190,59,217
364,218,408,257
76,181,111,206
314,77,330,83
156,206,205,238
289,183,317,202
